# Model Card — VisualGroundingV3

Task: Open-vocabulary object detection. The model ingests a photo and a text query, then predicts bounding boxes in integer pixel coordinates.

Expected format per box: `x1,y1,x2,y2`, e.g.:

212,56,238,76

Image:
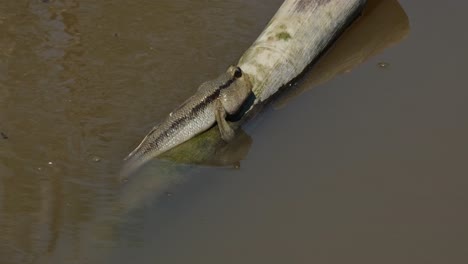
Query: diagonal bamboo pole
239,0,366,102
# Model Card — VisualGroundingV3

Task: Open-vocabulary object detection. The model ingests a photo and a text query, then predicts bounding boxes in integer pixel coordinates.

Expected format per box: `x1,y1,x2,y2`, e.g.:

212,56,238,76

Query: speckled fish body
121,66,252,177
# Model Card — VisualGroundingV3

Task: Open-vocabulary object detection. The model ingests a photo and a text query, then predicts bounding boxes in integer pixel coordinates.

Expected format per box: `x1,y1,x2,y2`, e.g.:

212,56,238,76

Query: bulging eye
234,67,242,78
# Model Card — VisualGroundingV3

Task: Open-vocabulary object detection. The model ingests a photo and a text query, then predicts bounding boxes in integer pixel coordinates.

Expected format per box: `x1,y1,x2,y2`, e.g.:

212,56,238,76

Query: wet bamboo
239,0,366,103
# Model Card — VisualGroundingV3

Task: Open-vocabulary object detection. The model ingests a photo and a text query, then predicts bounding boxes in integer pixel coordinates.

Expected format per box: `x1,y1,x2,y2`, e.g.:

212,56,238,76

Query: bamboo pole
239,0,366,103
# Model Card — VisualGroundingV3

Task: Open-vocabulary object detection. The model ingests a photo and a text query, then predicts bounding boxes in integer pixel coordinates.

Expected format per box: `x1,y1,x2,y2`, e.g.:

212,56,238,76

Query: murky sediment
1,0,468,263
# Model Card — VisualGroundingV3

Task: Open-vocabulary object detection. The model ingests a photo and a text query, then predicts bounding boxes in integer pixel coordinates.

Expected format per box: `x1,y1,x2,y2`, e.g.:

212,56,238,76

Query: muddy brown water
1,0,468,263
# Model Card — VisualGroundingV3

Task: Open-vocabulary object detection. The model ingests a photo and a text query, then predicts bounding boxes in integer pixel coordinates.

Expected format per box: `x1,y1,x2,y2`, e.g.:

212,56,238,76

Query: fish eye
234,67,242,78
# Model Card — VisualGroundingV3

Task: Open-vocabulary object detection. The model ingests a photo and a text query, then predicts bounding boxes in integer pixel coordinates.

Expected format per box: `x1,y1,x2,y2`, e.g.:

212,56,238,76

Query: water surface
1,0,468,263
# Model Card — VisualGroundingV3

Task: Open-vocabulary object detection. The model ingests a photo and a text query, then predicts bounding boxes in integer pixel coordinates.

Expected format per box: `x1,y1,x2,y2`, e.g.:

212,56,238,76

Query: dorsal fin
124,125,159,160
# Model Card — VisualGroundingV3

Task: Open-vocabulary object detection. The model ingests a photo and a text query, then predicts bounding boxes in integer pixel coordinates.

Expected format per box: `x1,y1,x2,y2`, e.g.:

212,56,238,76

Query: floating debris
92,156,101,162
1,132,7,139
165,192,173,197
47,161,54,166
377,62,390,68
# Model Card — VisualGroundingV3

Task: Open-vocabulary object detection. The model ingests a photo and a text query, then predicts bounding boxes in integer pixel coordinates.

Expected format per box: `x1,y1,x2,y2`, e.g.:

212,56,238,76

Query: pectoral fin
215,100,235,142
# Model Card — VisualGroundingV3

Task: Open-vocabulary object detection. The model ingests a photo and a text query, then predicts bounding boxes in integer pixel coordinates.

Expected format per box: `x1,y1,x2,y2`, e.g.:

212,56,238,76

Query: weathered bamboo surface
239,0,366,103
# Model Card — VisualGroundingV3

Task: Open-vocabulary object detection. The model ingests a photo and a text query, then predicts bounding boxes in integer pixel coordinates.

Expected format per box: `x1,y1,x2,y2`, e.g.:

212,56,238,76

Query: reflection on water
1,0,468,263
